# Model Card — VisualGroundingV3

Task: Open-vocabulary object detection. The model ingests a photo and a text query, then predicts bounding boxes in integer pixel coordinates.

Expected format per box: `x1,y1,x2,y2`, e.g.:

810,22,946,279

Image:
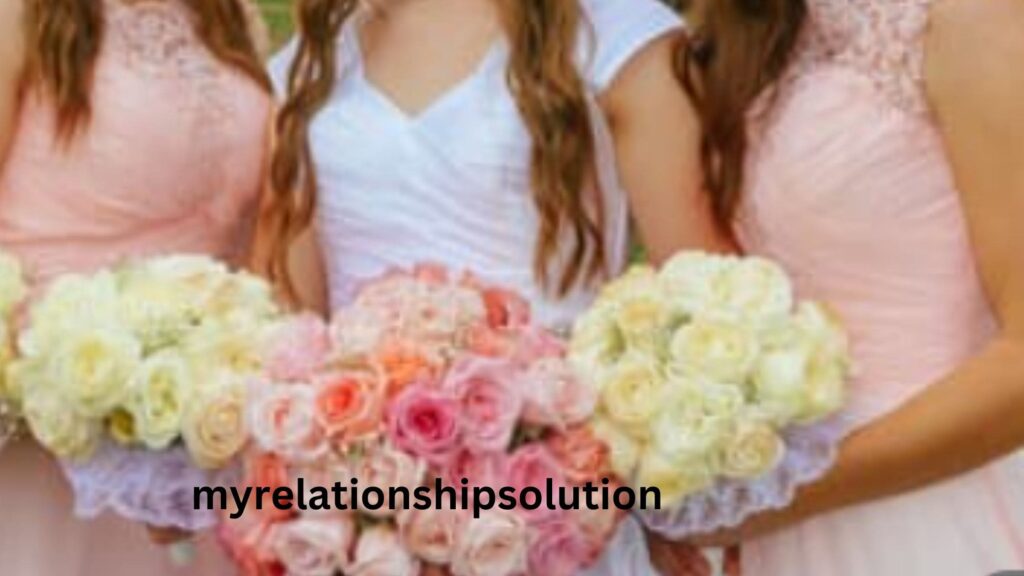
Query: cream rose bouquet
8,254,280,530
219,265,623,576
570,251,851,536
0,249,27,451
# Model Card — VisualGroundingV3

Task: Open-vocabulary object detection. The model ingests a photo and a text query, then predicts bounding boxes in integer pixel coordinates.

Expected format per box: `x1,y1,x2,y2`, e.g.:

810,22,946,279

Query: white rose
569,305,623,378
20,272,121,356
184,315,271,379
50,328,141,419
658,251,731,316
129,352,193,450
669,318,760,384
651,381,741,465
713,257,794,322
22,389,101,459
597,354,667,437
720,420,785,479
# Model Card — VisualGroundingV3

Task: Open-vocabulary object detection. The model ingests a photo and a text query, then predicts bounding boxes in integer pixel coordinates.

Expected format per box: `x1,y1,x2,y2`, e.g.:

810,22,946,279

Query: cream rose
182,378,249,469
348,526,419,576
451,510,529,576
669,318,760,384
270,516,355,576
720,420,785,479
714,257,794,322
635,448,713,506
49,328,141,419
129,352,193,450
598,354,666,437
657,252,731,316
22,390,101,459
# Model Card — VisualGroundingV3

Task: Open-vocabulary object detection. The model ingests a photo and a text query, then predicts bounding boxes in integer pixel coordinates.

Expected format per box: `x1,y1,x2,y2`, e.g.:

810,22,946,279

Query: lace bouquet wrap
8,255,280,530
219,264,623,576
0,250,27,451
569,252,851,538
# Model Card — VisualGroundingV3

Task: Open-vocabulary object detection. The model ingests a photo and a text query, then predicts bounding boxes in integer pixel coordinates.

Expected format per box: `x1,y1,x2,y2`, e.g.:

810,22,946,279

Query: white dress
269,1,682,574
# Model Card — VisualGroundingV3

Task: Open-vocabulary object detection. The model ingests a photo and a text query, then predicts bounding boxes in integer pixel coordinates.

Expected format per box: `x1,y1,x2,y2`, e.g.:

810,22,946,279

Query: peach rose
354,443,426,518
269,515,355,576
249,384,327,462
313,371,384,445
399,506,466,564
545,426,612,484
451,510,528,576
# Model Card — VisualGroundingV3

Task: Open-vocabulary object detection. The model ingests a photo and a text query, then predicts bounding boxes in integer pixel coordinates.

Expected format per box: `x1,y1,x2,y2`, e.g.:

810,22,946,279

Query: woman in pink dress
648,1,1024,575
0,0,271,574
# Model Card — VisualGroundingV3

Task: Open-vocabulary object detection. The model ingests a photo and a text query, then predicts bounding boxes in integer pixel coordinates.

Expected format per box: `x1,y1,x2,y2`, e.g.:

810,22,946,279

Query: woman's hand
648,533,713,576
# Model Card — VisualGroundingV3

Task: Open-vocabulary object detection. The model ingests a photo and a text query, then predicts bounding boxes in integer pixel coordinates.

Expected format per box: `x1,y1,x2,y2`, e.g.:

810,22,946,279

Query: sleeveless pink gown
0,1,270,574
734,1,1024,574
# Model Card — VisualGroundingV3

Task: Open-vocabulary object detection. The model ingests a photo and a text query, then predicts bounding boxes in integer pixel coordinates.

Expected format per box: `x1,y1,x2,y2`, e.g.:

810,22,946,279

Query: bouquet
220,265,622,576
569,251,851,536
0,249,27,450
7,255,281,529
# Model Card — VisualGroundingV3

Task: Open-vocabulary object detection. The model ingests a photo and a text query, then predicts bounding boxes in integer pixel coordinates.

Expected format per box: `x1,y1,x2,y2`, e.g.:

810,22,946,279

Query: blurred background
256,0,692,48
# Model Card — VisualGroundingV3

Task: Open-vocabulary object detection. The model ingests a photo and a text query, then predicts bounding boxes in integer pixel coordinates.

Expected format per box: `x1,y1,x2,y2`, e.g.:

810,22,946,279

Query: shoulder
577,0,684,92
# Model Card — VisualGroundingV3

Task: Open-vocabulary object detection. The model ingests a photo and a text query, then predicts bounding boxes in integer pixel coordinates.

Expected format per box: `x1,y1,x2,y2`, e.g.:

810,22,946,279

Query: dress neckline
345,11,505,124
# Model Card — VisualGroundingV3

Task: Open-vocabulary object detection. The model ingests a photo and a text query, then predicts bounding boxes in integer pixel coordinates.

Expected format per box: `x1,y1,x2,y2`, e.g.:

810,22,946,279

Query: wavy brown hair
23,0,270,139
679,0,806,233
262,0,603,300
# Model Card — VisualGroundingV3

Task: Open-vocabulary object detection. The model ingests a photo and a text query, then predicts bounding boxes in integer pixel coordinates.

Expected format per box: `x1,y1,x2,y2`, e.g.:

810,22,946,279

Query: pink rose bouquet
220,265,620,576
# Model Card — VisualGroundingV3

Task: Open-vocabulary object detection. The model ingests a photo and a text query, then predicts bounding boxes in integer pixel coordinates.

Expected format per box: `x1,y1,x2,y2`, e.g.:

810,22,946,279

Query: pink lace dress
0,1,270,574
648,2,1024,575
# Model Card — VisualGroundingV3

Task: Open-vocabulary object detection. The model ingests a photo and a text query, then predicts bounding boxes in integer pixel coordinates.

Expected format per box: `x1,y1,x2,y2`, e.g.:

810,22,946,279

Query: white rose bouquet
570,251,851,535
0,249,27,450
8,254,280,530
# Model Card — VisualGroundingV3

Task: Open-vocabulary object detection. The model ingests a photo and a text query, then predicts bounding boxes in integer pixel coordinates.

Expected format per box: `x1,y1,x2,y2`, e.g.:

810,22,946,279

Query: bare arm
686,0,1024,546
600,34,734,264
0,0,25,170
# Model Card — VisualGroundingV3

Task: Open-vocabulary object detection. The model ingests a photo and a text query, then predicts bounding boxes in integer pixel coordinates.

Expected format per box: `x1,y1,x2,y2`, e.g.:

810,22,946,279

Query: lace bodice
785,0,934,115
0,0,271,284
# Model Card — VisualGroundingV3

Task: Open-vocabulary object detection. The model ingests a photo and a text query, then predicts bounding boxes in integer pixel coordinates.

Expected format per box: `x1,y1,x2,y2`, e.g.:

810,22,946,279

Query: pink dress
734,1,1024,574
0,1,270,574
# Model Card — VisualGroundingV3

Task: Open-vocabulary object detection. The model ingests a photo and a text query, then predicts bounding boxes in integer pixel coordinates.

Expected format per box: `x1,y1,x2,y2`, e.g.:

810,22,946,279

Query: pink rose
348,525,420,576
545,426,612,484
519,357,596,428
465,324,520,358
441,450,509,489
266,314,330,381
249,384,328,462
527,518,598,576
354,442,427,518
268,515,355,576
452,510,529,576
386,385,461,465
443,357,522,453
313,371,385,445
398,506,466,564
507,444,569,524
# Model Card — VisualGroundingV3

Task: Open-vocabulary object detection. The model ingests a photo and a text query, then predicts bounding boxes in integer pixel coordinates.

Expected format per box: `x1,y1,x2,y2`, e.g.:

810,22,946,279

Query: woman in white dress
256,0,727,573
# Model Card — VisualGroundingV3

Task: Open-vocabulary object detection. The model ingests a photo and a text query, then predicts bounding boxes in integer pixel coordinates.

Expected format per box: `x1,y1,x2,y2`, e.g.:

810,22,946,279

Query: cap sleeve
579,0,684,93
267,37,299,102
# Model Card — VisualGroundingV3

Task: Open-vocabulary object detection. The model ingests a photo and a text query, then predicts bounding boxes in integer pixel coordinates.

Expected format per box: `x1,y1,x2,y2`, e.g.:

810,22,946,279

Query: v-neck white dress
269,1,682,574
269,0,680,333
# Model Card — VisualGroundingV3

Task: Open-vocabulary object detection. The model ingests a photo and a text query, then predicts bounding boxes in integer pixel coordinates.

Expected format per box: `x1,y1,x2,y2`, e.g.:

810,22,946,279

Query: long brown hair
262,0,603,300
23,0,270,139
679,0,807,233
